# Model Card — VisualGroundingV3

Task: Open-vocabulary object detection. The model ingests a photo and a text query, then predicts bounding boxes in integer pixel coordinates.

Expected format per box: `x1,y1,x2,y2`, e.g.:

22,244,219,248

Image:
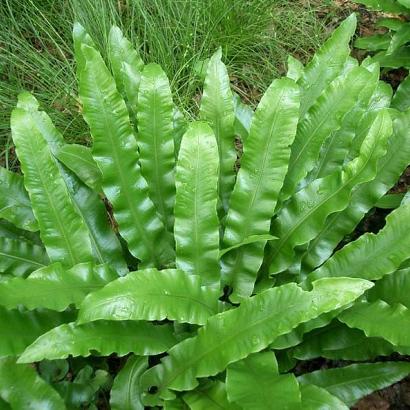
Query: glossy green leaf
184,381,240,410
355,34,391,51
173,107,188,158
392,76,410,111
293,322,398,361
306,62,380,182
0,236,49,277
287,55,304,82
375,193,405,209
54,366,109,409
373,47,410,68
226,352,301,409
300,385,349,410
0,306,72,357
270,310,340,350
0,357,65,410
59,166,128,274
78,44,173,267
174,122,220,287
340,300,410,346
308,196,410,282
233,93,253,141
0,167,38,231
219,234,277,258
0,262,116,311
303,108,409,271
377,17,406,30
200,48,236,213
267,109,392,275
11,94,94,267
108,25,144,97
55,144,102,192
281,65,374,201
16,92,128,274
78,269,219,325
72,22,96,77
0,219,41,245
19,321,176,363
298,362,410,407
388,22,410,54
110,356,148,410
222,78,300,300
298,13,357,118
368,268,410,308
137,63,176,232
140,277,372,405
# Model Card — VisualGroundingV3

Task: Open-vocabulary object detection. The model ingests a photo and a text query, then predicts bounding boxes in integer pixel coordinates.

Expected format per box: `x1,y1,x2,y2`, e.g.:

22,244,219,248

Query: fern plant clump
1,13,410,409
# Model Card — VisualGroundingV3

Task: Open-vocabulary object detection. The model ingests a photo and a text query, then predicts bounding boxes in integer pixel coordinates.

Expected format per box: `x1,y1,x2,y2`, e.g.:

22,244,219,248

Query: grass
0,0,333,169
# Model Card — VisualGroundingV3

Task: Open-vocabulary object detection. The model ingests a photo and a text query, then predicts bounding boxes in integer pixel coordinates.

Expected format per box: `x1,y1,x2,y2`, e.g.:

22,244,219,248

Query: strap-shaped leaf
110,355,148,410
140,277,372,405
72,22,97,77
219,234,277,258
174,122,220,287
388,22,410,54
392,75,410,111
18,321,177,363
0,167,37,231
300,385,349,410
339,300,410,346
226,352,301,409
200,48,236,213
221,78,300,301
16,92,128,274
368,268,410,308
233,93,253,142
0,306,73,357
280,66,374,201
0,220,41,245
287,55,304,82
55,144,102,192
173,107,188,159
373,47,410,69
78,269,219,325
307,62,380,182
303,108,410,270
0,262,116,311
11,98,94,267
108,25,144,97
59,167,128,274
137,63,176,231
308,197,410,282
0,236,48,277
184,381,240,410
267,109,392,275
355,34,391,51
302,108,410,271
293,322,397,361
298,362,410,407
78,44,173,267
298,13,357,118
0,357,65,409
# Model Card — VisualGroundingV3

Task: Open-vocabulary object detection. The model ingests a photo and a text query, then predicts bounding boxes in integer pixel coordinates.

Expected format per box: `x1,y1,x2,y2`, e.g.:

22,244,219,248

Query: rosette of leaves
1,14,410,409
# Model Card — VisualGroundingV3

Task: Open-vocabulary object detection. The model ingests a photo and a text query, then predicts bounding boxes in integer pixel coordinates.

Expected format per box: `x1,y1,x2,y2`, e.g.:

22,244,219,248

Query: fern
1,15,410,409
